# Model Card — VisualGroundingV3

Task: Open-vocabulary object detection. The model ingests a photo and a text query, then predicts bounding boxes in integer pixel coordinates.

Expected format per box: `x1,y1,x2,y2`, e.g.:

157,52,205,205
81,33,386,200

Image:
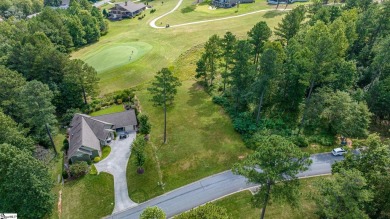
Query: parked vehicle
332,147,347,156
119,133,127,139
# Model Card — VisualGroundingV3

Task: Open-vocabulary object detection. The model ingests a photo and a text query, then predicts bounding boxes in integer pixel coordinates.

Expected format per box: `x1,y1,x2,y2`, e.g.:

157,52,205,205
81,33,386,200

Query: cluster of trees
196,1,390,146
0,0,43,19
0,1,107,218
318,134,390,218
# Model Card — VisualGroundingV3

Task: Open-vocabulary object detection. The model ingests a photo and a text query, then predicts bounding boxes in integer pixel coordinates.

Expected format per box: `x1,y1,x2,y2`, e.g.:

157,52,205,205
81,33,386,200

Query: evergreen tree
148,68,181,143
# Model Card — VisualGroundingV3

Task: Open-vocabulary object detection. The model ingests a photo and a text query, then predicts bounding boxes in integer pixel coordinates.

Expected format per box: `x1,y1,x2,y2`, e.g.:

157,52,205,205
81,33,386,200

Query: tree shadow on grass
262,10,287,19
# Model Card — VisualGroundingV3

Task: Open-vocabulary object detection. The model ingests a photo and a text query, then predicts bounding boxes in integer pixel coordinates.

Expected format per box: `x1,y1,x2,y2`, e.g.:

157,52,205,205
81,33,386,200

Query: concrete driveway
95,132,138,213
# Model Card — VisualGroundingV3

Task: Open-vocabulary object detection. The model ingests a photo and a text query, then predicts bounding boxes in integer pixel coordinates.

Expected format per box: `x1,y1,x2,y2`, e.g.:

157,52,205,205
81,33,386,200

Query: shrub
181,5,196,13
140,206,166,219
93,156,101,163
114,132,117,140
309,134,335,146
116,99,123,104
233,113,257,135
150,8,156,13
290,135,309,147
63,139,69,151
212,95,228,107
62,170,69,179
90,164,98,175
70,161,89,178
176,203,229,219
138,114,151,135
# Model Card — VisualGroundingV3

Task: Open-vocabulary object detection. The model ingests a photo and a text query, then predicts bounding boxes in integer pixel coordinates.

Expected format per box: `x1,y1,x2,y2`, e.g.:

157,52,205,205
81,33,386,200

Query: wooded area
196,1,390,148
0,1,107,218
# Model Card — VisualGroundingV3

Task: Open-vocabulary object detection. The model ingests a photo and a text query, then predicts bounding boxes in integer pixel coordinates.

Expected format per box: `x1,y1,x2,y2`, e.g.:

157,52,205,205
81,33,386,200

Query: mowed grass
90,104,125,116
81,42,152,73
61,173,115,219
72,2,287,94
214,176,330,219
126,80,250,202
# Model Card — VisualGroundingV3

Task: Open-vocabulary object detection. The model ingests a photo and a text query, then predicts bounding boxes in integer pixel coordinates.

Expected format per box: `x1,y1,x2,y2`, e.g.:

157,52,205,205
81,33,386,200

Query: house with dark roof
67,110,137,163
108,1,147,20
212,0,254,8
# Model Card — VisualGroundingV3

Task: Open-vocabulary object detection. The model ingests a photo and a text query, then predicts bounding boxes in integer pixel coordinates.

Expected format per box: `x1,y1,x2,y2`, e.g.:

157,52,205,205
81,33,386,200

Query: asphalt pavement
105,152,344,219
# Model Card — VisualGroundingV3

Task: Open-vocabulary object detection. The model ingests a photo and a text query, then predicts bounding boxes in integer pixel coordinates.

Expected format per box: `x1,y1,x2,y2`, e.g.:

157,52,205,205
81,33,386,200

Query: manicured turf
126,80,250,202
61,173,114,219
90,104,125,116
72,2,287,94
102,146,111,160
214,176,330,219
81,42,153,73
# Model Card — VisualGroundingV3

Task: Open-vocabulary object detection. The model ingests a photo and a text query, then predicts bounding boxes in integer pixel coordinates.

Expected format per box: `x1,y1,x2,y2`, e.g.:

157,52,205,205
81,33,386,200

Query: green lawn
102,145,111,160
72,2,287,94
214,176,330,219
90,104,125,116
61,173,115,219
127,80,250,202
81,42,153,73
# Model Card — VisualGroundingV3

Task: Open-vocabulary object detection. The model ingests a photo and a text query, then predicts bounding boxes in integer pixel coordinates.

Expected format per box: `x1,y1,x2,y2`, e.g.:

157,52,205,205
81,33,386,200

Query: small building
67,110,137,163
212,0,254,8
108,1,147,20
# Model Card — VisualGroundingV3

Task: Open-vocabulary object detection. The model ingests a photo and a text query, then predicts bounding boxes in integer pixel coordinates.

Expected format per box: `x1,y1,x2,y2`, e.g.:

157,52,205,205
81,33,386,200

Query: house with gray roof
68,109,137,163
108,1,147,20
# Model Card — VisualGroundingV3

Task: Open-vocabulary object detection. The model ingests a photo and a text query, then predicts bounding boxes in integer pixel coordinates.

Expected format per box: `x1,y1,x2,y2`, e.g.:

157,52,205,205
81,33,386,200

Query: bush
181,5,196,13
138,114,151,135
62,170,69,179
90,164,98,175
290,135,309,147
150,8,156,13
176,203,229,219
70,161,89,178
233,113,257,135
212,95,229,107
93,156,101,163
309,134,335,146
114,132,117,140
140,206,165,219
63,139,69,151
116,99,123,104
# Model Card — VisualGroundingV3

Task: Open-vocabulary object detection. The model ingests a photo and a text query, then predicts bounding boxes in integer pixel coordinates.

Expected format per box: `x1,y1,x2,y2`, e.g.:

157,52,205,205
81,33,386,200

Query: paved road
95,132,138,213
105,153,344,218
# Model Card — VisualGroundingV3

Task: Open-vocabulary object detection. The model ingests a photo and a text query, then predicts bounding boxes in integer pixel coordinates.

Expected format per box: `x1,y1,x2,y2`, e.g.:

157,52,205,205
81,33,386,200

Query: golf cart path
149,0,291,29
95,132,138,213
105,152,344,219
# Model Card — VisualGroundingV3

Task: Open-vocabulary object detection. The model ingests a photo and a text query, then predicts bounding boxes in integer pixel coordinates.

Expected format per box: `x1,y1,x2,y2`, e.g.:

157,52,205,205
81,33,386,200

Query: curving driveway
95,132,138,213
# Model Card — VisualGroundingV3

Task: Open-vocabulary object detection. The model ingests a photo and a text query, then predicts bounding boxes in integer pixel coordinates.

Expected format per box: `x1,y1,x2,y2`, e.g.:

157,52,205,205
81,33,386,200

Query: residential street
105,153,344,218
95,132,138,213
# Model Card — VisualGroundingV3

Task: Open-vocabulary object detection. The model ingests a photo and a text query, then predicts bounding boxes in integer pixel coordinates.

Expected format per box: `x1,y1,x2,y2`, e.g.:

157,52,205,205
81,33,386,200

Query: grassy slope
90,104,125,116
72,3,286,94
127,80,250,202
61,173,115,219
214,176,330,219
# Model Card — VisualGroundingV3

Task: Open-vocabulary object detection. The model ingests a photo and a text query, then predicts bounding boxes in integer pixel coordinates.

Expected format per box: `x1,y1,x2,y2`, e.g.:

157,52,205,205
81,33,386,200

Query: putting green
81,42,153,73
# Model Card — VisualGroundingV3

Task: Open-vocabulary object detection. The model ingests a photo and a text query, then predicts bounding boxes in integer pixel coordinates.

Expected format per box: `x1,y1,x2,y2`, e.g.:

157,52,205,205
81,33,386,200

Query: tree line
196,1,390,147
0,1,107,218
194,1,390,218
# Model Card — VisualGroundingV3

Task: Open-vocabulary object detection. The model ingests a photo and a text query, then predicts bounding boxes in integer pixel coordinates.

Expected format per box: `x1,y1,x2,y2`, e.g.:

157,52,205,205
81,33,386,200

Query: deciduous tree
0,143,54,219
233,135,312,219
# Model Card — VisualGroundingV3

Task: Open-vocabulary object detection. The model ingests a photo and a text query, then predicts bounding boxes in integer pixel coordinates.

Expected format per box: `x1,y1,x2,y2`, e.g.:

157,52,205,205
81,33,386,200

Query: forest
0,0,107,218
196,1,390,148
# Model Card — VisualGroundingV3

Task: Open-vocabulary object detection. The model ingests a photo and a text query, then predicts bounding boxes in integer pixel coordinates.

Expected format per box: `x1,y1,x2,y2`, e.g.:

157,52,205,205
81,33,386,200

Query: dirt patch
180,161,191,170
